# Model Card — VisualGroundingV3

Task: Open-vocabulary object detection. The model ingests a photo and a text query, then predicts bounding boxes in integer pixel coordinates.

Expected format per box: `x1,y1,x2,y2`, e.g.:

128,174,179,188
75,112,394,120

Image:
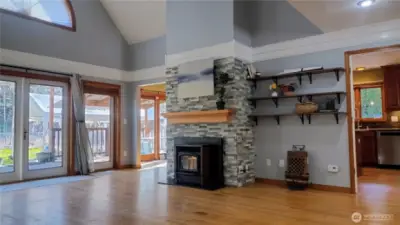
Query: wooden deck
0,166,399,225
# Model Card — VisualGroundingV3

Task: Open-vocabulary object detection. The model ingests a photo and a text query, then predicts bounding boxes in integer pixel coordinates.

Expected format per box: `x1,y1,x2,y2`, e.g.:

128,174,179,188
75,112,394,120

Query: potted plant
216,72,232,110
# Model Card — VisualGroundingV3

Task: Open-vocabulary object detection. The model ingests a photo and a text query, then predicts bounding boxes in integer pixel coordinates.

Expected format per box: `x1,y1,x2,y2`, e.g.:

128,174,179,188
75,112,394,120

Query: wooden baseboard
255,178,352,194
117,164,141,169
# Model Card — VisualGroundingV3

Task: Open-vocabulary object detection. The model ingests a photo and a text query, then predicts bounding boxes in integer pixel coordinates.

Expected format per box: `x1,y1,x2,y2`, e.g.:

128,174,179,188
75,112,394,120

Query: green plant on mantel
216,72,232,110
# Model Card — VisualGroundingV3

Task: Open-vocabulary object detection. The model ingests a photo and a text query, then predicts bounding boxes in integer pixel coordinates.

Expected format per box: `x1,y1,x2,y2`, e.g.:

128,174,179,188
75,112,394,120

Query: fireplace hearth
174,137,224,190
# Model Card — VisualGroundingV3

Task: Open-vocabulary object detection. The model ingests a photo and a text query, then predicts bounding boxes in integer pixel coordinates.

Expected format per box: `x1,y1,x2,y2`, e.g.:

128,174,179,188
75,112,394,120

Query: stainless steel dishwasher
377,131,400,168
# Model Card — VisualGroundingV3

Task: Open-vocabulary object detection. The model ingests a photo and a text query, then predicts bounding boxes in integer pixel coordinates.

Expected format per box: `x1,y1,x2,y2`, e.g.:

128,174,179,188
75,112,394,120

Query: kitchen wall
252,39,400,188
353,69,384,84
0,0,130,70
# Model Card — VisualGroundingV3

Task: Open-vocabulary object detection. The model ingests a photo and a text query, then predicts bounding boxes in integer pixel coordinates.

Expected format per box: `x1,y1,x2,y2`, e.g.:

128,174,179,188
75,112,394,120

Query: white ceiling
288,0,400,32
100,0,165,44
352,48,400,69
100,0,400,45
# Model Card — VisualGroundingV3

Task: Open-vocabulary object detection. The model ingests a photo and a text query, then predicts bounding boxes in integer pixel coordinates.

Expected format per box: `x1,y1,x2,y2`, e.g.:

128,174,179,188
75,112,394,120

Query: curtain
71,74,94,175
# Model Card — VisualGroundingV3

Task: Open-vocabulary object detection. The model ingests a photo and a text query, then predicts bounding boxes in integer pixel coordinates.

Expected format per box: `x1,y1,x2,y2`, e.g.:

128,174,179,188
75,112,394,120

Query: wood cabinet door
355,132,363,177
383,65,400,109
360,131,378,167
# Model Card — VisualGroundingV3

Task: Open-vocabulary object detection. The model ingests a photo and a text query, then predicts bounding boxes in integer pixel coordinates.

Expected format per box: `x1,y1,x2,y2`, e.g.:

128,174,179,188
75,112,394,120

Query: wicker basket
295,102,318,114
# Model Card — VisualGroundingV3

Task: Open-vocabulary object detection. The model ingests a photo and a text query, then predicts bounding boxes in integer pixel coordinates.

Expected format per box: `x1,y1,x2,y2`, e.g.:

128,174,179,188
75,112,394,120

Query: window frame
0,0,76,32
354,82,386,122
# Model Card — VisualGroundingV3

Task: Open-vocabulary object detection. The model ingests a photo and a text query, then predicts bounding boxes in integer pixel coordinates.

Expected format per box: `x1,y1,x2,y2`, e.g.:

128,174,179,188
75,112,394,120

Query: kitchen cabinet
383,64,400,110
355,131,378,167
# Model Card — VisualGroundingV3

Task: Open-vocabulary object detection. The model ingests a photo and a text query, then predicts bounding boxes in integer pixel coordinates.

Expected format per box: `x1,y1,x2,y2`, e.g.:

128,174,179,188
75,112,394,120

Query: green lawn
0,148,42,165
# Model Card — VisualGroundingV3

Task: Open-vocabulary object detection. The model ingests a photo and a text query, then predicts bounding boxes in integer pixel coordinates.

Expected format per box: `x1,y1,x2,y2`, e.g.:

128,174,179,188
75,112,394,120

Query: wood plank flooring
1,167,399,225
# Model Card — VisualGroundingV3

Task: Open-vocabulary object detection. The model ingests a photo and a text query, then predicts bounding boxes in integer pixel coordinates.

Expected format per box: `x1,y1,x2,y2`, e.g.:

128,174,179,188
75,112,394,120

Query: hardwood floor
1,167,399,225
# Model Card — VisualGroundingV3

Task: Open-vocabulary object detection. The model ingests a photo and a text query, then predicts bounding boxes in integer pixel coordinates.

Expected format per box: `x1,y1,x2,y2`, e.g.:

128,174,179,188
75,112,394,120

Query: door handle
23,130,28,140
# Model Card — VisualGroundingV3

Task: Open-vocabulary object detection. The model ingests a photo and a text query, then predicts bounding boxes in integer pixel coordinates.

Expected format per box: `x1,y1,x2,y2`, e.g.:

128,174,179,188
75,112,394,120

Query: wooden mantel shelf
162,109,234,124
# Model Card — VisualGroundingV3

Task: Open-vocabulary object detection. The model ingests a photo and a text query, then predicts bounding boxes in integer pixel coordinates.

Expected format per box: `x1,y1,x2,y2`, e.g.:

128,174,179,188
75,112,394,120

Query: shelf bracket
334,69,340,81
272,98,279,108
297,96,303,103
272,77,278,85
307,73,313,84
336,93,341,104
274,115,280,125
250,100,257,108
298,114,305,124
334,112,339,124
306,95,313,102
306,114,311,124
296,75,302,85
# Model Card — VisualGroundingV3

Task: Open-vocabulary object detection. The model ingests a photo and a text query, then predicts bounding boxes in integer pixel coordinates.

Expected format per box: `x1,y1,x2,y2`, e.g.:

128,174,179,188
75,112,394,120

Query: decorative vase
271,91,278,97
216,100,225,110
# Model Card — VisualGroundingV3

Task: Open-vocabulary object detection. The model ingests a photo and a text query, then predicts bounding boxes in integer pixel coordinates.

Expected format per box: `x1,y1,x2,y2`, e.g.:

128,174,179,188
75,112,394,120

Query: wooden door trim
0,69,70,83
344,44,400,194
82,81,122,170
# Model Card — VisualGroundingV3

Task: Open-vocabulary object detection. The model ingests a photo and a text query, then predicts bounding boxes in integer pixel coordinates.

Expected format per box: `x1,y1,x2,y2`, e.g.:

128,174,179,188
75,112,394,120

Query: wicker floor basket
285,146,309,190
295,102,318,114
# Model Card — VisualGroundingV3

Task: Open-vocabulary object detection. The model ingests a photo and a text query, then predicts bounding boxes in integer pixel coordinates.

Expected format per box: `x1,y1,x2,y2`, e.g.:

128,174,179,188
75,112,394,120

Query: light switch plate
124,151,128,157
328,164,339,173
124,118,127,125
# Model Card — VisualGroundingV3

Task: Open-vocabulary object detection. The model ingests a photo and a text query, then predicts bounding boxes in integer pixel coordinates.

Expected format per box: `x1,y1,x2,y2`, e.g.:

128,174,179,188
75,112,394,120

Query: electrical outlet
124,150,128,157
266,158,271,166
279,159,285,168
328,164,339,173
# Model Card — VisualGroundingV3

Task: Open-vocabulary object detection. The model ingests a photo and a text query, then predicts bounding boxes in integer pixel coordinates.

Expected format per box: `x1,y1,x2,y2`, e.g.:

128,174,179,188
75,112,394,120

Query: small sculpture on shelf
269,82,279,97
279,83,297,96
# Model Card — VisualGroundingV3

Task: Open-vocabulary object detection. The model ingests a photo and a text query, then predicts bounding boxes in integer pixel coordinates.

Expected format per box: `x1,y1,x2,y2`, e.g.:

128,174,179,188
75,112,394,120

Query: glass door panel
84,93,113,170
27,85,64,171
0,80,17,176
23,80,68,180
140,98,155,160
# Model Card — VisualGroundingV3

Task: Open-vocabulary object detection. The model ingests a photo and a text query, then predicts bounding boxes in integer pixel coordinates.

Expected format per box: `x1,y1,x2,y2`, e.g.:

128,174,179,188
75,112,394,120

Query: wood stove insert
175,137,224,190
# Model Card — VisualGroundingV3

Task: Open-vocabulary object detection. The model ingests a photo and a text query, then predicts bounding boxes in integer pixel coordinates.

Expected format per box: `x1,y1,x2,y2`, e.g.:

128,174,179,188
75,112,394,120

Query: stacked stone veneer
165,57,255,187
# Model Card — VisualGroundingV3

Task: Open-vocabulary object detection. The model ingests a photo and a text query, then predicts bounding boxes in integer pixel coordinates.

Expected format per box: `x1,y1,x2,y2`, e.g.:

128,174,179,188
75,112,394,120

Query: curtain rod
0,63,73,77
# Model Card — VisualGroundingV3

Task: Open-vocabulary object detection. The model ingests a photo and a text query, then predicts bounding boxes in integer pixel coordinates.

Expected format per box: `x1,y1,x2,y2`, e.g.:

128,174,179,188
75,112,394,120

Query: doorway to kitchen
345,44,400,194
139,83,166,162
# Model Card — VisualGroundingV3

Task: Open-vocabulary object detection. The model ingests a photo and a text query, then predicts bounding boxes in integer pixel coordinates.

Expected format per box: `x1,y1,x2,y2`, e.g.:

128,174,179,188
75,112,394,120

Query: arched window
0,0,76,31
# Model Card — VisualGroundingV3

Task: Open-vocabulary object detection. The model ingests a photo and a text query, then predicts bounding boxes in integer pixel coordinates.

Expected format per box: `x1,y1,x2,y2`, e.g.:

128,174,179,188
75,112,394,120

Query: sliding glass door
0,76,69,183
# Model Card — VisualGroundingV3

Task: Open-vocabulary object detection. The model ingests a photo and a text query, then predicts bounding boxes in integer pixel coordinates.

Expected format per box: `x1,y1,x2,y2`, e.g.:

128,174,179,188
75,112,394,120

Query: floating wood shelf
162,109,234,124
249,111,347,125
248,91,346,108
247,67,345,87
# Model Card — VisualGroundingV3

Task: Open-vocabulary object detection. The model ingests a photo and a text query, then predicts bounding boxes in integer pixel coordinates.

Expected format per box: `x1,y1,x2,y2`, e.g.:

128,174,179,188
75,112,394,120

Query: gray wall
0,0,129,70
129,36,166,71
234,0,252,46
166,0,234,55
252,39,400,188
250,0,322,47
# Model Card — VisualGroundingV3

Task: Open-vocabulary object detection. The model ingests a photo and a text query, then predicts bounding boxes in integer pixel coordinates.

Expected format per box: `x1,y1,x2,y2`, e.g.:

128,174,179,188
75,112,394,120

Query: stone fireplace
165,57,255,187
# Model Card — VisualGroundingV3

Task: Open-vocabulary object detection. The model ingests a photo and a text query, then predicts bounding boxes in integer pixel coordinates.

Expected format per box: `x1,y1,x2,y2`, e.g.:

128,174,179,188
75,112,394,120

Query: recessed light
355,67,366,71
357,0,375,7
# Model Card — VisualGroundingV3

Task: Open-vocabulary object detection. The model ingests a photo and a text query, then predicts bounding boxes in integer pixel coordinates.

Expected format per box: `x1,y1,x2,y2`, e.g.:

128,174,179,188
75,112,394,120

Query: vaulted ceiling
100,0,400,45
100,0,165,44
288,0,400,32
